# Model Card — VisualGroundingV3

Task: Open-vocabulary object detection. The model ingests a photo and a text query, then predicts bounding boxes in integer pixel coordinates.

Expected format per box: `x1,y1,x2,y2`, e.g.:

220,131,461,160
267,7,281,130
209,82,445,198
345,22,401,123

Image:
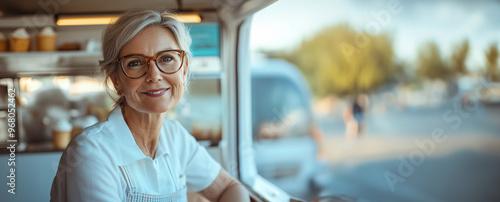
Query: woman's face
112,26,188,114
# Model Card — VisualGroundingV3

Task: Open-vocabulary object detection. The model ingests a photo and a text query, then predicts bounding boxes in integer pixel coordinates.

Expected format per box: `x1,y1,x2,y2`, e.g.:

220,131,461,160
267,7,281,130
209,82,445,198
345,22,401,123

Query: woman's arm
199,169,250,202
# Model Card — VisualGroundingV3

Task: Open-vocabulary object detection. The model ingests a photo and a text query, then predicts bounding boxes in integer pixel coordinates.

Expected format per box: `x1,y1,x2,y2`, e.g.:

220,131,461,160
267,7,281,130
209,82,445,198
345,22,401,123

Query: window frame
215,1,305,201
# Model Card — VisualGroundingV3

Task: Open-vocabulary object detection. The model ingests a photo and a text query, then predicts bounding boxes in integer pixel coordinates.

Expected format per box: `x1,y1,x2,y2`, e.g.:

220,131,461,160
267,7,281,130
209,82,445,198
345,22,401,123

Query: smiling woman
49,9,249,202
112,26,187,115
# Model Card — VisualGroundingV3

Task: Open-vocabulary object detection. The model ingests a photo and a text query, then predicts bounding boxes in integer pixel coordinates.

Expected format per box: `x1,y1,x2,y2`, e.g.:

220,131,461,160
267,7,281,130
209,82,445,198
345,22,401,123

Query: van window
252,77,310,139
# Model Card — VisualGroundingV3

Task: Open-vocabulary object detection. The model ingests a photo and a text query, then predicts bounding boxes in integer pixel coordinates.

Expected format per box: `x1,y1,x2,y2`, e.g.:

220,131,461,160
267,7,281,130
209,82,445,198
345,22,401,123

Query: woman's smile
141,88,169,97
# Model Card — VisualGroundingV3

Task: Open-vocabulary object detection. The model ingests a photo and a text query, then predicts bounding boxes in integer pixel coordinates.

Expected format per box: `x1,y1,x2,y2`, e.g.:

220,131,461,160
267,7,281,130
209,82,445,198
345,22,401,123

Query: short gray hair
100,9,192,106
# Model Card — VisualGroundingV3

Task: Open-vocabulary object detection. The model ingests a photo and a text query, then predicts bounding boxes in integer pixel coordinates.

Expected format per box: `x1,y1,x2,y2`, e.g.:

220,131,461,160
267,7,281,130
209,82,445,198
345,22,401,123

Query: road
313,100,500,202
318,98,500,137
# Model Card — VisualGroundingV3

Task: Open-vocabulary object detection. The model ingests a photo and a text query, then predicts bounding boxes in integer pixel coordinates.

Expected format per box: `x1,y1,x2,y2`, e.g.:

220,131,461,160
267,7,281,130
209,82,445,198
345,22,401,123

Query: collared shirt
50,107,221,202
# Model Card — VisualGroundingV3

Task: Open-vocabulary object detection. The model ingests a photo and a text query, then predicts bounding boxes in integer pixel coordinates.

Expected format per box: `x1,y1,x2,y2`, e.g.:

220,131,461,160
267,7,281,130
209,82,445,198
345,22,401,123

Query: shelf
0,51,102,77
0,15,56,28
0,51,101,57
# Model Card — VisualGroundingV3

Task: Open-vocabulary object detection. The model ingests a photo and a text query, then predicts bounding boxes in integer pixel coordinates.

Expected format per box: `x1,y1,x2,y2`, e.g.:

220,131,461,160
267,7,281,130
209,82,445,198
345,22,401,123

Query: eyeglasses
116,49,186,79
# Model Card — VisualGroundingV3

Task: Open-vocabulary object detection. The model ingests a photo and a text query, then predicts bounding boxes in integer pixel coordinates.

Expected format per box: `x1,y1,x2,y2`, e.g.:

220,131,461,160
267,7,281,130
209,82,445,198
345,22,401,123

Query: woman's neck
121,104,166,158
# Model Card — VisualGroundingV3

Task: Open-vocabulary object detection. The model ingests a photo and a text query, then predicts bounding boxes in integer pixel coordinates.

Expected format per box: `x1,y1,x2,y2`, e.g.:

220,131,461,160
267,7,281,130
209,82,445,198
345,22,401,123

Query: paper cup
37,35,56,51
9,37,30,52
52,130,71,150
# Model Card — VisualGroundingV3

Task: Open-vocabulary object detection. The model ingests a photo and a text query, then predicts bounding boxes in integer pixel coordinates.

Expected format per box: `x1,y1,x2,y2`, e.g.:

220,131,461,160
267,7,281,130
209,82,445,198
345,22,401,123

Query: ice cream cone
9,28,31,52
52,119,72,150
37,27,56,51
37,35,56,51
52,130,71,150
9,37,30,52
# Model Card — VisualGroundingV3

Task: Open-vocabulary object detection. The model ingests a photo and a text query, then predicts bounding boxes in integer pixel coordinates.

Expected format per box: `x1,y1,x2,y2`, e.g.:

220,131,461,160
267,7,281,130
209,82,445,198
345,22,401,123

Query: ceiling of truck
0,0,244,15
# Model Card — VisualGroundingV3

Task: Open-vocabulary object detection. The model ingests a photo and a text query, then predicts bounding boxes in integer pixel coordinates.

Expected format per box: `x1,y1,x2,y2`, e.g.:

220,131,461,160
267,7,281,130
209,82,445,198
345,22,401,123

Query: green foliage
451,40,469,75
416,41,450,80
485,43,499,82
271,24,396,98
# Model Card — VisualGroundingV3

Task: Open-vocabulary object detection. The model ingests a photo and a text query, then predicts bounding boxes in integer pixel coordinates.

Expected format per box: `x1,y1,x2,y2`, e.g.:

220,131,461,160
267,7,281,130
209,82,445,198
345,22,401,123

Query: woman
51,9,249,202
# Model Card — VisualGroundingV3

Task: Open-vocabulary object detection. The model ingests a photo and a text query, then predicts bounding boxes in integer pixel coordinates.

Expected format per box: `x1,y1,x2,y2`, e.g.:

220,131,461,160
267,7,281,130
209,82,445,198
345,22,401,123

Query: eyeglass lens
122,51,183,78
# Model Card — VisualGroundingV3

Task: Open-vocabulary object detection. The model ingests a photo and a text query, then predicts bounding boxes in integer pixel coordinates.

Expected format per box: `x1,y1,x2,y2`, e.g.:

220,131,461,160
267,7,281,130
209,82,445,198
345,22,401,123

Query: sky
250,0,500,71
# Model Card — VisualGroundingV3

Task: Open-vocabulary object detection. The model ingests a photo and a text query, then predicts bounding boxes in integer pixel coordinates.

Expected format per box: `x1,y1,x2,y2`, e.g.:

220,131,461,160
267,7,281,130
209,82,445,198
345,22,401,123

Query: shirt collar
107,107,170,166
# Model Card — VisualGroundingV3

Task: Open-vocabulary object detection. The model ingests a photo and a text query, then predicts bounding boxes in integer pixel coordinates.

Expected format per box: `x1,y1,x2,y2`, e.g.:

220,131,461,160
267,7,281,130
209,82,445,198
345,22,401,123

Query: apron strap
119,165,137,192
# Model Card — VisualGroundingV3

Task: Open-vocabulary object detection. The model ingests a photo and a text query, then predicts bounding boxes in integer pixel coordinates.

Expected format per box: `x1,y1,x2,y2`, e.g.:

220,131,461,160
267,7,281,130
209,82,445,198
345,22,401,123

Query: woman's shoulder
72,120,112,144
63,120,117,159
53,120,123,202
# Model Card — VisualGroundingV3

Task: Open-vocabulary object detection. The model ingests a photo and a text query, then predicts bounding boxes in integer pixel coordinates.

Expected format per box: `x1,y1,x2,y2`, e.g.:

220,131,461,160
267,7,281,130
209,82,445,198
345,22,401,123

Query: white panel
0,0,177,14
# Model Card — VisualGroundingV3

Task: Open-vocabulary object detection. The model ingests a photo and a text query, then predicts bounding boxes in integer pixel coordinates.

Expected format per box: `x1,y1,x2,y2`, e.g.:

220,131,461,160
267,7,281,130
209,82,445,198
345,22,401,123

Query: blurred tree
485,43,499,82
269,24,396,98
416,41,450,80
451,40,469,75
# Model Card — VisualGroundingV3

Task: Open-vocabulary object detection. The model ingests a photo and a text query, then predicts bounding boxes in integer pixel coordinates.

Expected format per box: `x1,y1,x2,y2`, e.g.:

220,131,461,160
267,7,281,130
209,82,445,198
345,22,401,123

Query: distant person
50,9,249,202
352,97,364,134
343,95,368,139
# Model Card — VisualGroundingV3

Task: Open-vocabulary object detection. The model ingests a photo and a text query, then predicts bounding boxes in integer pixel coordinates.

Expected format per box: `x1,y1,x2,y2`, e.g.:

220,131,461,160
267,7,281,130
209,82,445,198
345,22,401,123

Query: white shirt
50,107,221,202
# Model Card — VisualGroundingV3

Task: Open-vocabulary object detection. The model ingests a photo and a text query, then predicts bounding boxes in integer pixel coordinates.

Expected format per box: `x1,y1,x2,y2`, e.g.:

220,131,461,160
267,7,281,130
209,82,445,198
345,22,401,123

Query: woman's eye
159,56,173,62
127,60,143,67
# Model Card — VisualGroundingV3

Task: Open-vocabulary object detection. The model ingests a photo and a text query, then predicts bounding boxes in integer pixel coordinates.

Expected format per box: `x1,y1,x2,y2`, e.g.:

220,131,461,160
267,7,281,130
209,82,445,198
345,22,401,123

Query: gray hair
100,9,192,106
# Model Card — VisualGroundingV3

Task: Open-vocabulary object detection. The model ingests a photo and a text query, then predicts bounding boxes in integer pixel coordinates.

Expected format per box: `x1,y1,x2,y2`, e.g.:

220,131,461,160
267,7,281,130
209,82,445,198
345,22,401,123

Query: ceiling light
57,14,201,26
57,15,118,26
167,14,202,23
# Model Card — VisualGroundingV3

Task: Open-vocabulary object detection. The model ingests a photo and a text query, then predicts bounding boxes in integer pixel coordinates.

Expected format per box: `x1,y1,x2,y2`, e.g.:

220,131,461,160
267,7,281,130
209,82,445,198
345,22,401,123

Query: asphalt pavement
313,101,500,202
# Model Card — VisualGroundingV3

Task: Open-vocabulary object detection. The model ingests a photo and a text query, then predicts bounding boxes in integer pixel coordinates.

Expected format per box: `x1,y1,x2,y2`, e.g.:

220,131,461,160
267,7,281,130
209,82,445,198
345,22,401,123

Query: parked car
251,59,321,198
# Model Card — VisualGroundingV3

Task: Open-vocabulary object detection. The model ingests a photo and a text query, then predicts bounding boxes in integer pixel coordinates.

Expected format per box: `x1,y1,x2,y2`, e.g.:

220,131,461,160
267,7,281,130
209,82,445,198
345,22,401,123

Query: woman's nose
145,60,162,82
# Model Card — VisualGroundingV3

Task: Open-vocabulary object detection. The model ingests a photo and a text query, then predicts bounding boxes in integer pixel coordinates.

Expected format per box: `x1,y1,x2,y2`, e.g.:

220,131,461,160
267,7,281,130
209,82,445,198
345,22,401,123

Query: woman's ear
110,73,122,92
183,57,189,77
